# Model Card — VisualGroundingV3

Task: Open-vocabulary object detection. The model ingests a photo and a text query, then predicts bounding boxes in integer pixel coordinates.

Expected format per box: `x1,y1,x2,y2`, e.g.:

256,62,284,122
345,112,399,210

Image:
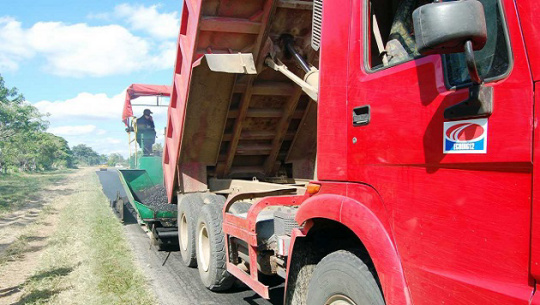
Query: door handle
353,105,370,126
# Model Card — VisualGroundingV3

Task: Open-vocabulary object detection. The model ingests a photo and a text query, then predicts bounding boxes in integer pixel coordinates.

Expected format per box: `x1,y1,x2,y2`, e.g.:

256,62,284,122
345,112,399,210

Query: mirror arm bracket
444,40,493,120
465,40,483,85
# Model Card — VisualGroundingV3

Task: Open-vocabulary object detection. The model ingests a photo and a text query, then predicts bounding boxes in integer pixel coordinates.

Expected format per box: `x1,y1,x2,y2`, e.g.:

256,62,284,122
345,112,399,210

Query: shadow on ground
0,266,76,304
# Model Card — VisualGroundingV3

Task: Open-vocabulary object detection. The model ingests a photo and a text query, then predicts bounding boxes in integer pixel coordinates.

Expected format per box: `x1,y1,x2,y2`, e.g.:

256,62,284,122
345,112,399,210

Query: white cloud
48,124,99,136
32,89,168,158
34,91,125,120
86,12,111,21
0,13,176,77
0,17,34,71
28,22,159,77
114,4,179,40
33,90,169,122
104,137,122,145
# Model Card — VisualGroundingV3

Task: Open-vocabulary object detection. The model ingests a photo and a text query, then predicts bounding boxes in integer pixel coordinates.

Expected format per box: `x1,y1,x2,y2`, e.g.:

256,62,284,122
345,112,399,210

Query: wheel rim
198,223,210,272
325,294,357,305
180,213,188,251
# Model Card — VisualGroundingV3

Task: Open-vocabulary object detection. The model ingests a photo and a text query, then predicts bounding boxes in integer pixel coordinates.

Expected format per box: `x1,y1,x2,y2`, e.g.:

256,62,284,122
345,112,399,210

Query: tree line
0,75,123,174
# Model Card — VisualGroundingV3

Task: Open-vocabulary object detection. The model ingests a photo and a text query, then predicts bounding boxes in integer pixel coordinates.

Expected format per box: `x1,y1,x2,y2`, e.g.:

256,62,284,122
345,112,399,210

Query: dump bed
163,0,319,201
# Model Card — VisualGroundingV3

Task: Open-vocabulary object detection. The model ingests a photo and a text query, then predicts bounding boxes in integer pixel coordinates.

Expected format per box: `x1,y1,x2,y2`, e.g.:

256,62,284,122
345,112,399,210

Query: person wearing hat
136,109,156,155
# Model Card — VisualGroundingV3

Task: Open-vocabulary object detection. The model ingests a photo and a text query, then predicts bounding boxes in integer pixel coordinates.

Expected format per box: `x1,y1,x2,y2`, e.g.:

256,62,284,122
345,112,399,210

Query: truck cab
315,0,536,303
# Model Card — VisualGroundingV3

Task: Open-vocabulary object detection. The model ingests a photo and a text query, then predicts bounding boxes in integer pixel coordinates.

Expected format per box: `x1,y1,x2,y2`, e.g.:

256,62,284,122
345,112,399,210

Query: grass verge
0,234,31,265
0,170,71,213
10,168,156,304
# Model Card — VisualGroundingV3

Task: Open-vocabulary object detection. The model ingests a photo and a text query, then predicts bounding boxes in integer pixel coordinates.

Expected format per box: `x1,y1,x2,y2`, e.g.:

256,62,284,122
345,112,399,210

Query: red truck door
346,0,533,303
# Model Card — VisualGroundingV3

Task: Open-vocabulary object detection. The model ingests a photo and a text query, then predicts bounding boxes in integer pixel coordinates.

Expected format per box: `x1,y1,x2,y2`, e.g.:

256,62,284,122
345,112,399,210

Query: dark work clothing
136,115,156,155
137,115,155,129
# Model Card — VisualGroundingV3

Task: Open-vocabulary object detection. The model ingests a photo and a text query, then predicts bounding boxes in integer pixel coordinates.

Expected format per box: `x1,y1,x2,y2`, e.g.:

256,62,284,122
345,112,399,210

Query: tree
72,144,104,166
153,143,163,156
36,133,74,170
0,75,46,141
0,74,74,173
107,153,125,167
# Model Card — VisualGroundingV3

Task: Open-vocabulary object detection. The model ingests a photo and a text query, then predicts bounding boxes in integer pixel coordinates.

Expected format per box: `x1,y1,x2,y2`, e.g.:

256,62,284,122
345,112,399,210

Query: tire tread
197,202,234,291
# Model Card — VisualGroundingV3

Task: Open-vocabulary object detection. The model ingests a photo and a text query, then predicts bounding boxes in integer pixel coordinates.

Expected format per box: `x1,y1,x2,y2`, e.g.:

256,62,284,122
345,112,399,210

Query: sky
0,0,181,157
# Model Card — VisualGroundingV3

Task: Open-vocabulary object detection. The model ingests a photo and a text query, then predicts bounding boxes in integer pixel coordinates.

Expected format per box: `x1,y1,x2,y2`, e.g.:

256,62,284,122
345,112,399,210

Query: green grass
0,170,72,213
0,234,31,265
17,169,156,305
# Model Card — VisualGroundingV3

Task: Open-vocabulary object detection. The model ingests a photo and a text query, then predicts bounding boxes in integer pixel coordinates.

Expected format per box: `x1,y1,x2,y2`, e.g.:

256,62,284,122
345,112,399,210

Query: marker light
307,183,321,195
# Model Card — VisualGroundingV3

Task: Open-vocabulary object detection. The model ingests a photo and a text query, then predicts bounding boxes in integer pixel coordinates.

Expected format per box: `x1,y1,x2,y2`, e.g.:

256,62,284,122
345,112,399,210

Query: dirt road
0,168,155,305
0,170,80,304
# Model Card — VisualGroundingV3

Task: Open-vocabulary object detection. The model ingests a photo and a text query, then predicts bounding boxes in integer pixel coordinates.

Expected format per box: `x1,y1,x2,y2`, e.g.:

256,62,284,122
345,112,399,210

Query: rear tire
200,193,226,206
228,201,251,215
306,250,384,305
196,203,234,291
177,194,203,267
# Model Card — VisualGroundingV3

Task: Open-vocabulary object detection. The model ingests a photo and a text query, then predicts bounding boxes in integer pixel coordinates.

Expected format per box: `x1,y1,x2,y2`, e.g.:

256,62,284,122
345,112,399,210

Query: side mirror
414,1,493,120
413,0,487,55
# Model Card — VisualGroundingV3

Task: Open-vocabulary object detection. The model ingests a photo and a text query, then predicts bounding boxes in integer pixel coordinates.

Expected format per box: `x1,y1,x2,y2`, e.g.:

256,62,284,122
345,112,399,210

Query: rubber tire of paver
177,194,204,267
195,202,235,291
306,250,385,305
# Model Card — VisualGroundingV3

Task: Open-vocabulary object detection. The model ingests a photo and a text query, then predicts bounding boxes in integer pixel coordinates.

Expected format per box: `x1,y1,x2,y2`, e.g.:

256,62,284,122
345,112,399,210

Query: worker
136,109,156,155
385,0,430,65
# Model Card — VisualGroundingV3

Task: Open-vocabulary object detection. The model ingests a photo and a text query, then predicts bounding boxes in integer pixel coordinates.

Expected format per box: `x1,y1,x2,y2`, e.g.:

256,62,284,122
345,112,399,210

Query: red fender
294,183,412,305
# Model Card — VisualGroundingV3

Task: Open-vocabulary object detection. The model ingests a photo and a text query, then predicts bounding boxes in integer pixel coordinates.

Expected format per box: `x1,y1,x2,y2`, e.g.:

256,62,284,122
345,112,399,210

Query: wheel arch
289,190,412,305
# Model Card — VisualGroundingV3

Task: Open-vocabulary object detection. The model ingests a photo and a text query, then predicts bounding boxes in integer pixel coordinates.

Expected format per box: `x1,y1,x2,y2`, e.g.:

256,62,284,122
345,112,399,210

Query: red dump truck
150,0,540,303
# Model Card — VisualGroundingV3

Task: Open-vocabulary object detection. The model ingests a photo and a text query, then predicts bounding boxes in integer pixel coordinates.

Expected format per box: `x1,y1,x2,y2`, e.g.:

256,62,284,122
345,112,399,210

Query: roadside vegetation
71,144,108,166
0,75,74,173
0,168,156,304
0,74,119,173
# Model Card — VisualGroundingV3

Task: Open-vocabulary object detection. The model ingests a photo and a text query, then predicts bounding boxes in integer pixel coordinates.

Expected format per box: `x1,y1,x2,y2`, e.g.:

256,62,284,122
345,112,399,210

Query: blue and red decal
443,119,488,154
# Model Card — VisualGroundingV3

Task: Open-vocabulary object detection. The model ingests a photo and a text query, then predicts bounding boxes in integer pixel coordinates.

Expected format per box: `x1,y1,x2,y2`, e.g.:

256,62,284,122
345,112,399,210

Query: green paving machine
96,84,177,250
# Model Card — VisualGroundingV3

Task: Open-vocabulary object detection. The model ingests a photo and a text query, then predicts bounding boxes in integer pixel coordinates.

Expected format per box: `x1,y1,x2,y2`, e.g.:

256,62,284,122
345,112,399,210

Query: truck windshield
444,0,510,87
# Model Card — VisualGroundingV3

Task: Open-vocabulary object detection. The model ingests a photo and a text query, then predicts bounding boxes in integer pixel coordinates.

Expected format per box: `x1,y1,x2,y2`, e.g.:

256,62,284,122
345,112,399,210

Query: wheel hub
180,213,188,251
198,223,210,272
325,294,357,305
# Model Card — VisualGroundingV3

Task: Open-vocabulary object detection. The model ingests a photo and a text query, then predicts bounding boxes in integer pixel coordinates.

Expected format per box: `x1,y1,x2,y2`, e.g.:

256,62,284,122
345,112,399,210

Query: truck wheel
306,250,384,305
200,193,226,206
178,194,203,267
196,203,234,291
203,194,250,215
228,201,251,215
285,242,318,305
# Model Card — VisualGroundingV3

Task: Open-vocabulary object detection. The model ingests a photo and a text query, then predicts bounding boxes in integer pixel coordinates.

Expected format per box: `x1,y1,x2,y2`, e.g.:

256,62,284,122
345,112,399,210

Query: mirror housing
413,0,487,55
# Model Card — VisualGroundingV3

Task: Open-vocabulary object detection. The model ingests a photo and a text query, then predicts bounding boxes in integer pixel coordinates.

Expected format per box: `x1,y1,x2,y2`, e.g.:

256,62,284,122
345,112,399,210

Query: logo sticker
443,118,488,154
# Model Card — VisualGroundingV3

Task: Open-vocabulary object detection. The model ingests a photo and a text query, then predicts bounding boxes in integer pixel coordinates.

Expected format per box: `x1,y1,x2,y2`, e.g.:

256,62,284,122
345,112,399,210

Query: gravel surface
137,185,176,212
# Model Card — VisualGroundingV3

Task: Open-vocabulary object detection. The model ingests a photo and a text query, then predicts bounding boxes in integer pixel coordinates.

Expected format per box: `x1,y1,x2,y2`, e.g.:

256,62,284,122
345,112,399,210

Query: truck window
444,0,510,87
367,0,429,70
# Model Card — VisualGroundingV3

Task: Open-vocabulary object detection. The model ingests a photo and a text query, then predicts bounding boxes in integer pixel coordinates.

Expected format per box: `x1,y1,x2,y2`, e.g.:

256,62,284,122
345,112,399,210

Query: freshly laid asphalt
123,221,284,305
96,169,284,305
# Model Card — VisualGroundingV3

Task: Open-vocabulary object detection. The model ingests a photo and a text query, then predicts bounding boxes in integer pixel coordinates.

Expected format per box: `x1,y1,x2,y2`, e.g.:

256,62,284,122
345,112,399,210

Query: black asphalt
123,220,284,305
96,170,284,305
95,169,128,202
